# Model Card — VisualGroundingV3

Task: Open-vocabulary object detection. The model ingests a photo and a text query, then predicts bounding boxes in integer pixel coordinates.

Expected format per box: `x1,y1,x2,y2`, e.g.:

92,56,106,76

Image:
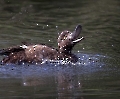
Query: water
0,0,120,99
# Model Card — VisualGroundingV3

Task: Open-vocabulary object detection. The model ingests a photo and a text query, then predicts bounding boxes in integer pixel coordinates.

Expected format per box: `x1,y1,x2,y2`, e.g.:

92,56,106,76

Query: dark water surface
0,0,120,99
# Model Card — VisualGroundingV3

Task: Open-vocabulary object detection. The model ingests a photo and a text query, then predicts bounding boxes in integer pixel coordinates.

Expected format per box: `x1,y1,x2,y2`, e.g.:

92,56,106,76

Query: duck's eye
68,38,71,41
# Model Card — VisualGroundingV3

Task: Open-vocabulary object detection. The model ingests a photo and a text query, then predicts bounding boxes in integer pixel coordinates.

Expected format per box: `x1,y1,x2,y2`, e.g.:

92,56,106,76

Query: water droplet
56,26,58,28
23,82,26,85
89,58,91,60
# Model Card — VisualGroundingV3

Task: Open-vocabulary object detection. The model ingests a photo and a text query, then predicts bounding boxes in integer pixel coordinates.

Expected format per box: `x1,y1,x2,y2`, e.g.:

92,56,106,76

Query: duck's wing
0,45,25,56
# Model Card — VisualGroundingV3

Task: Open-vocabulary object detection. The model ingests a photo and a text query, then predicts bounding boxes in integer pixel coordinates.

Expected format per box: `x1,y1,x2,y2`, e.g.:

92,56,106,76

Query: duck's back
0,44,58,64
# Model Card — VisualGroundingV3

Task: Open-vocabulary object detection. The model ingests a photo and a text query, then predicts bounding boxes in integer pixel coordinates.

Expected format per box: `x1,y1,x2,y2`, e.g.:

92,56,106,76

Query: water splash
0,53,108,78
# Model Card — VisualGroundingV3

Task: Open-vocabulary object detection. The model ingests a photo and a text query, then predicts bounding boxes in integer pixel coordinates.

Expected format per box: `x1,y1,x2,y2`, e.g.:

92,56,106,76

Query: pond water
0,0,120,99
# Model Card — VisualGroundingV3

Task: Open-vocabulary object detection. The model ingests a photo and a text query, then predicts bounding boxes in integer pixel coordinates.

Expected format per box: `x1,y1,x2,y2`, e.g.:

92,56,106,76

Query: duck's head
57,25,84,54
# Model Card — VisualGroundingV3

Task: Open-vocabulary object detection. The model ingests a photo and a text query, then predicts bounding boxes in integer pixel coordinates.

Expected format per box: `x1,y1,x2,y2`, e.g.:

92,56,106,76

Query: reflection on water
0,53,120,99
0,0,120,99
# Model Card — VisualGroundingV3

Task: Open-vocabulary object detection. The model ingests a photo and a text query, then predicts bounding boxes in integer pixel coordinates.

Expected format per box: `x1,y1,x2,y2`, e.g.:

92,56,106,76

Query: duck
0,25,84,65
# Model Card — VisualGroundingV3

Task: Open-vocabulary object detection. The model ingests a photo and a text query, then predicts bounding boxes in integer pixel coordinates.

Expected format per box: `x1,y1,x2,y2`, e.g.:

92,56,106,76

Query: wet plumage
0,25,84,64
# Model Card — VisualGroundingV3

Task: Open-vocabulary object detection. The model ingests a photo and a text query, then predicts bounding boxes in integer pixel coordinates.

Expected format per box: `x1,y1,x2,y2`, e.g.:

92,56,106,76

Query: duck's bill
72,25,82,39
72,37,84,43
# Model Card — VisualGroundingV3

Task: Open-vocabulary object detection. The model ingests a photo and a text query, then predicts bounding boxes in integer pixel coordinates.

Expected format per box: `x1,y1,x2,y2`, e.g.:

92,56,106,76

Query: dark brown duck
0,25,84,64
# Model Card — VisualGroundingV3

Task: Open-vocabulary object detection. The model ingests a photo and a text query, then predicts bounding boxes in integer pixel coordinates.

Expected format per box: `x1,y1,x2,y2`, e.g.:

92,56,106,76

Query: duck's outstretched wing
0,46,25,56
